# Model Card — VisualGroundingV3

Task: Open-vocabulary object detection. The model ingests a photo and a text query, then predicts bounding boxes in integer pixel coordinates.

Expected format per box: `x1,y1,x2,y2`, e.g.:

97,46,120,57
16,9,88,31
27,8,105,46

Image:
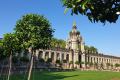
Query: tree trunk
27,51,34,80
0,63,3,77
7,54,12,80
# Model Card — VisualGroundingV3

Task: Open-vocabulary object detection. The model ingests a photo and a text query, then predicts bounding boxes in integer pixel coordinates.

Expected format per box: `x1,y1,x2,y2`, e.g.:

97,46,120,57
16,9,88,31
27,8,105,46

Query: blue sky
0,0,120,56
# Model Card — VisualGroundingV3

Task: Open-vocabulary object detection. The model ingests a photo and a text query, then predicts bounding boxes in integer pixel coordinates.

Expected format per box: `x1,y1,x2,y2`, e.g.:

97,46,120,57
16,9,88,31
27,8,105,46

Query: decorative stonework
34,23,120,70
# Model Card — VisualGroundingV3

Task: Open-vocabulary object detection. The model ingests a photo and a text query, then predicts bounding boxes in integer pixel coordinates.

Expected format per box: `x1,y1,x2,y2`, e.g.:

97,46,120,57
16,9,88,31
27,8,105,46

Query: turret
66,22,84,51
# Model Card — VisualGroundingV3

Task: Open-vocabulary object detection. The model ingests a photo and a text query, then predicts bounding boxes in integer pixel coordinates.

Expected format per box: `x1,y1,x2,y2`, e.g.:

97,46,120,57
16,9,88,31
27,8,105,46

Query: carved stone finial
73,21,76,26
72,21,77,29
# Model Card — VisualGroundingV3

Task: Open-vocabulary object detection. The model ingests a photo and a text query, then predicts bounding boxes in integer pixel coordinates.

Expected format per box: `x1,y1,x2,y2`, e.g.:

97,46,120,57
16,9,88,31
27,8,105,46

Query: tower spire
72,21,77,29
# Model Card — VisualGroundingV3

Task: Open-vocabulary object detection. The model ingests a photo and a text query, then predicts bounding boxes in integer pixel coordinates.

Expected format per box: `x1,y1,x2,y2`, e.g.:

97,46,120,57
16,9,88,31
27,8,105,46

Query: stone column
64,53,66,60
69,50,73,62
20,50,24,57
28,48,32,60
85,55,88,63
49,51,51,58
89,56,91,63
54,52,57,63
94,57,96,63
85,55,88,68
110,59,112,64
69,51,73,69
42,51,45,59
73,53,78,63
98,57,100,63
60,53,62,61
35,50,39,60
87,56,89,63
81,53,85,68
92,57,95,64
73,53,79,68
104,58,107,69
109,59,110,63
63,53,67,69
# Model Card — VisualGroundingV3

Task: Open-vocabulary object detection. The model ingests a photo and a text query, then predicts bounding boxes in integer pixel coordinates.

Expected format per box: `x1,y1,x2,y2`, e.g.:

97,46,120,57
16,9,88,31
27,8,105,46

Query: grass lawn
1,70,120,80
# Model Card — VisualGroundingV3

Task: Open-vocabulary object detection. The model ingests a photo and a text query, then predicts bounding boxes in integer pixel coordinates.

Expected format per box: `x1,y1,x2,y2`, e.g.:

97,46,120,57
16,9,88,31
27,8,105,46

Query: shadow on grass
31,71,78,80
0,71,78,80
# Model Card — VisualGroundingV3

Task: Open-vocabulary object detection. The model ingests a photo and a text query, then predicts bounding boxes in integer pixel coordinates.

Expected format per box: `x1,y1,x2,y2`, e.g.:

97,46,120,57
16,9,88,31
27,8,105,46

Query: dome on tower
69,22,80,36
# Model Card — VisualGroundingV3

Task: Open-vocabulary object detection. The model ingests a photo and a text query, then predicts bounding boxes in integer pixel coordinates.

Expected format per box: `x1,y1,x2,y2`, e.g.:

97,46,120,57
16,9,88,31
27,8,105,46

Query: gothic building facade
34,24,120,69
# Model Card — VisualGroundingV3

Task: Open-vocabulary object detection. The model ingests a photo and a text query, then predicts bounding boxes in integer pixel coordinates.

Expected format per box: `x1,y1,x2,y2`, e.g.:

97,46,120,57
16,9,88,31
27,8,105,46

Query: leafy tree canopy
85,45,98,53
14,14,54,80
0,39,5,60
14,14,54,50
0,39,3,46
3,33,21,56
51,38,66,48
61,0,120,23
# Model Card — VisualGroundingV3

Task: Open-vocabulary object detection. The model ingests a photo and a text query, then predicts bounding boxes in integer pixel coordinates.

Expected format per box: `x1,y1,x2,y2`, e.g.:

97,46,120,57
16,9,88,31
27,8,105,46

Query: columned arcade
33,23,120,69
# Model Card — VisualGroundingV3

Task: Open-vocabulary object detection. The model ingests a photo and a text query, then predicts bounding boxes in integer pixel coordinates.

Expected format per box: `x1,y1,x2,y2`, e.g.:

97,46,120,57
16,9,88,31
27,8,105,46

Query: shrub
69,61,73,64
85,62,89,65
56,60,60,64
75,61,79,65
63,60,67,63
89,62,93,66
106,63,110,66
80,61,84,64
115,63,120,67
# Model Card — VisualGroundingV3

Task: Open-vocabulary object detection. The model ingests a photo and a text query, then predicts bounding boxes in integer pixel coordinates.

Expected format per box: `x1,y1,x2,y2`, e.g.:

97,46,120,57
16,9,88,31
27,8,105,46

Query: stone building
34,23,120,69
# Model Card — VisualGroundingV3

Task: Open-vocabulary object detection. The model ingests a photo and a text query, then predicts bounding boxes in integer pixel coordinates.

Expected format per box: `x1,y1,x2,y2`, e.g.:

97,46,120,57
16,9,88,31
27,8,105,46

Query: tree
51,38,66,48
61,0,120,23
85,45,98,54
0,39,3,46
3,33,20,80
58,39,66,48
14,14,54,80
115,63,120,68
0,39,5,60
89,46,98,53
84,45,89,51
51,38,58,47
